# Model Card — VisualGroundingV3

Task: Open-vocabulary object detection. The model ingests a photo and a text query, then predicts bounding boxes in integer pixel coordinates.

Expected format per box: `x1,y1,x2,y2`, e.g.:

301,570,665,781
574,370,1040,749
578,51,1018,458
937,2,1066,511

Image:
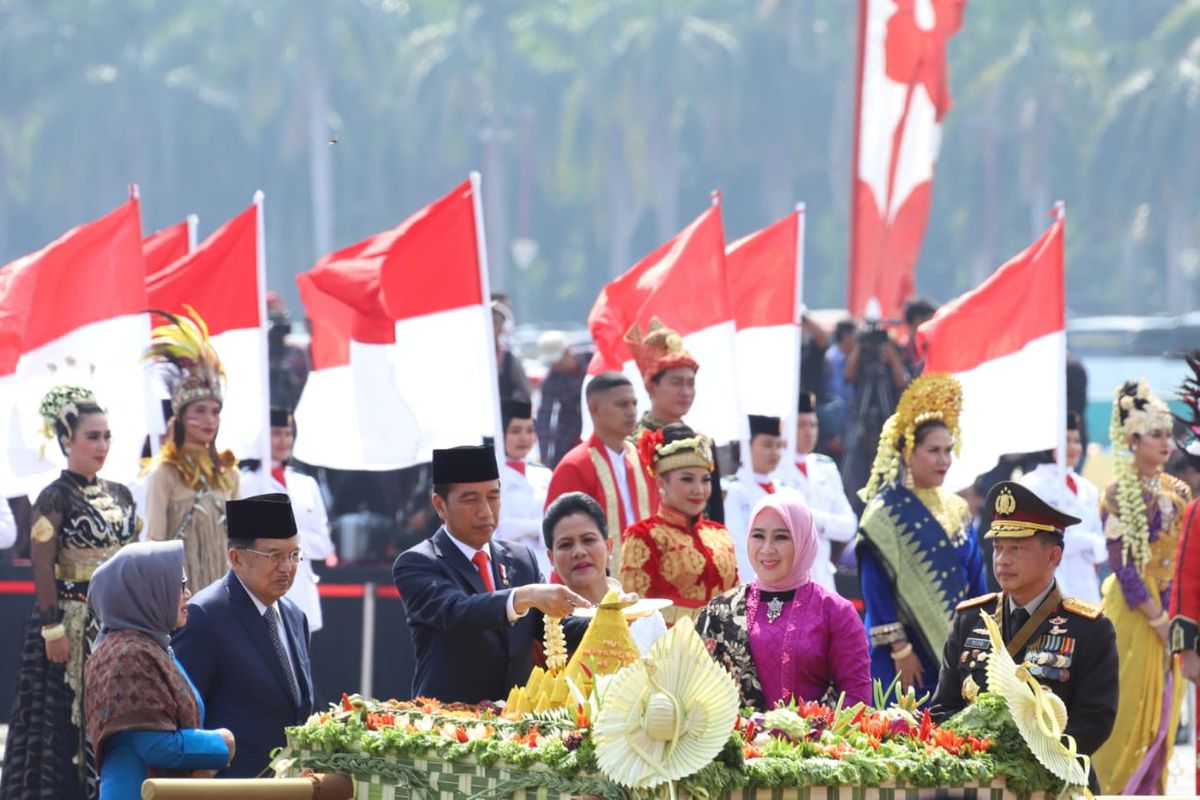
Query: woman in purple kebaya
697,494,872,711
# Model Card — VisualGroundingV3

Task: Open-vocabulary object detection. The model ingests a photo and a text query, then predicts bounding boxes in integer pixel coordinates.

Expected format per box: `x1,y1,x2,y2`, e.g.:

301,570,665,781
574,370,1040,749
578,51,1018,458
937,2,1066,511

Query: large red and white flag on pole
145,199,270,465
293,176,497,469
725,206,805,444
918,211,1065,489
142,216,196,278
587,199,742,444
849,0,966,319
0,196,151,491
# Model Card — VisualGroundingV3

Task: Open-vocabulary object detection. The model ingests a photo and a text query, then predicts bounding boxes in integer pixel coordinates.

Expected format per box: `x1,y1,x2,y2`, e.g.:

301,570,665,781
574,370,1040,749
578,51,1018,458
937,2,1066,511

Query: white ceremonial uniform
1017,463,1106,604
722,465,796,582
777,453,857,593
240,465,335,631
0,497,16,550
128,467,151,541
496,458,553,579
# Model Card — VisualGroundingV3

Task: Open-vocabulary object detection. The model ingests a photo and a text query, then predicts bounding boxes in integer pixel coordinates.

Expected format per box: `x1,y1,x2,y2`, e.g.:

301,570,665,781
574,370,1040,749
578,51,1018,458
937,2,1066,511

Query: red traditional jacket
544,433,658,568
1169,497,1200,654
619,505,738,626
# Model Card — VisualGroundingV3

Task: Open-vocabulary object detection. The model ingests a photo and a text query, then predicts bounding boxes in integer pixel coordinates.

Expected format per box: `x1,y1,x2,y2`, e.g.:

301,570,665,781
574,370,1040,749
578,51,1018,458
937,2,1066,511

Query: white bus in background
1066,314,1197,446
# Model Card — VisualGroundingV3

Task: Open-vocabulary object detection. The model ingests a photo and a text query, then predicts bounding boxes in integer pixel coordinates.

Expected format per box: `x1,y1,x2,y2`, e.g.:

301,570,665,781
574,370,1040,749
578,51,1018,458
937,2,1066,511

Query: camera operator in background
841,299,911,512
897,297,937,376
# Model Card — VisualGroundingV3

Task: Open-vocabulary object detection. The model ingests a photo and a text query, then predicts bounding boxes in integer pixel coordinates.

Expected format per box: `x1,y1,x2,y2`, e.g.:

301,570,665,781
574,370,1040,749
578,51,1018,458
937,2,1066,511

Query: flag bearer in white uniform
723,414,788,581
239,407,335,631
779,392,857,592
1017,411,1106,603
496,398,553,578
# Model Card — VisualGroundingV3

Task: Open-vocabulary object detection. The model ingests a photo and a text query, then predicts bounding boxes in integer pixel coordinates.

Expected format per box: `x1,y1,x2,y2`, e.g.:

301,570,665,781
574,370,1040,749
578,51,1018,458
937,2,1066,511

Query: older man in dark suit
173,494,314,778
393,445,591,704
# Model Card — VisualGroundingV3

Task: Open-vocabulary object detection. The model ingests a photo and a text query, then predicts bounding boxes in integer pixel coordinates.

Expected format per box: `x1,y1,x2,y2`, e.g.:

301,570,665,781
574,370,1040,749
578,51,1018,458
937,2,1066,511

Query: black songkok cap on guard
797,392,817,414
432,445,500,485
270,407,294,428
227,493,298,540
501,399,533,431
748,414,782,438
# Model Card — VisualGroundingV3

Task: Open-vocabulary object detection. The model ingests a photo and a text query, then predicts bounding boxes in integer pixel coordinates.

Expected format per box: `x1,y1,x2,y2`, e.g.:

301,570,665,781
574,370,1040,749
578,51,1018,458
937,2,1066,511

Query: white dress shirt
443,528,525,623
235,573,294,665
605,445,637,526
1017,464,1106,604
777,453,858,592
240,466,335,631
496,459,553,579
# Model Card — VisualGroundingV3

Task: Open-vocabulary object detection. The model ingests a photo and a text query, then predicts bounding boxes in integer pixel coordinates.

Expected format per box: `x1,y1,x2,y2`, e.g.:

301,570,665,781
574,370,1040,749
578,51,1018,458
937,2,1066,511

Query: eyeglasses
237,547,305,566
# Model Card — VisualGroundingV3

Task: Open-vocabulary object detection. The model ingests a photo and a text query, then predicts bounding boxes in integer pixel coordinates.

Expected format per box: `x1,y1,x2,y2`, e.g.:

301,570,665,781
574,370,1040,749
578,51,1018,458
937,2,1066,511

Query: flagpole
785,203,806,461
1053,200,1067,478
186,214,199,254
253,190,273,469
471,172,506,468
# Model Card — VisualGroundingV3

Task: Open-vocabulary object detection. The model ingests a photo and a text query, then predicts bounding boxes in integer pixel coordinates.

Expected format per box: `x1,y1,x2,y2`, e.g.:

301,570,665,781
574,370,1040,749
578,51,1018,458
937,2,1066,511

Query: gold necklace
912,486,967,545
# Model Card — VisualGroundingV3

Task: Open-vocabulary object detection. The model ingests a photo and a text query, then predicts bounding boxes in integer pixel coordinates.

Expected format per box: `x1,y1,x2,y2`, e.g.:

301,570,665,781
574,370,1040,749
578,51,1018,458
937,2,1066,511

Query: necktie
264,606,301,708
472,550,495,592
507,459,527,476
1065,473,1077,495
797,460,808,478
1008,607,1031,640
758,482,775,494
272,465,288,487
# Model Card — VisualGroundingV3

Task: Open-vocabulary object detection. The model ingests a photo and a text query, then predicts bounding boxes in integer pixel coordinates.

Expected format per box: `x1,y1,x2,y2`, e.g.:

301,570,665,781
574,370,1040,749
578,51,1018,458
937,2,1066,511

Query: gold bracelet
41,624,66,642
890,642,914,660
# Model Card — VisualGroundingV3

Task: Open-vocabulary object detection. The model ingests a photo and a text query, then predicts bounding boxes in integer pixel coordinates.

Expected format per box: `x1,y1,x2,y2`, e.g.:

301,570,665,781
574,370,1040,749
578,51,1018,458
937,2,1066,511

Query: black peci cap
748,414,782,438
797,392,817,414
226,493,298,540
431,445,500,485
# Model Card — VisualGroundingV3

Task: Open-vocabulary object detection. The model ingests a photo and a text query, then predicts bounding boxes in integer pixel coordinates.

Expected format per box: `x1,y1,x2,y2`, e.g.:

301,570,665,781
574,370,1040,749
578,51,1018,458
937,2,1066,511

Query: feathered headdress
860,372,962,502
1176,352,1200,470
143,306,225,414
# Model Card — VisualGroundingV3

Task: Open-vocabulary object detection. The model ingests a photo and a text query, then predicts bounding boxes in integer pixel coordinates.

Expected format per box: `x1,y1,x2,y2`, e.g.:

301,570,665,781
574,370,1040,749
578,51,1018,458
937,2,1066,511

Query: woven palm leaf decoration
592,617,739,790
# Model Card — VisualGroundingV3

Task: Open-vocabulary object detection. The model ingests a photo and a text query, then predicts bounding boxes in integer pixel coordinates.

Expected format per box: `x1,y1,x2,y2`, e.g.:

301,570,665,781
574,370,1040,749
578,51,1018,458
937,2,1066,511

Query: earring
64,447,72,456
903,466,914,489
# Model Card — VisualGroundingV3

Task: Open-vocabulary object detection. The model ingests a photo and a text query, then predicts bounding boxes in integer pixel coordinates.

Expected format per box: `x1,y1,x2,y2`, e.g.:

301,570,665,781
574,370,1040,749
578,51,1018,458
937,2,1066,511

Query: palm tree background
0,0,1196,320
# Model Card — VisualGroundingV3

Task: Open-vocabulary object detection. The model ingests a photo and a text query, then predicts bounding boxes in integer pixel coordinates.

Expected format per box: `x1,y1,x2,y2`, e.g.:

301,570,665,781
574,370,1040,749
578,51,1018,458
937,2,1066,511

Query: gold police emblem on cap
994,487,1017,516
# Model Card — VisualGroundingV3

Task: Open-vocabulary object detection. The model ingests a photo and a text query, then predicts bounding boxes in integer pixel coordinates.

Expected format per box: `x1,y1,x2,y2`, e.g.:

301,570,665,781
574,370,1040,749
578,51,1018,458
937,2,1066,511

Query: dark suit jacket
393,527,582,704
173,571,315,778
929,591,1118,757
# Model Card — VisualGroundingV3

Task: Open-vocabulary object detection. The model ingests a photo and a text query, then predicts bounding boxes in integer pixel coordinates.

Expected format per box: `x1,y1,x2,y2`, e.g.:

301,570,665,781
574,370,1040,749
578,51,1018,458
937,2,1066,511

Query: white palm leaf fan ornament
980,611,1089,790
592,617,739,791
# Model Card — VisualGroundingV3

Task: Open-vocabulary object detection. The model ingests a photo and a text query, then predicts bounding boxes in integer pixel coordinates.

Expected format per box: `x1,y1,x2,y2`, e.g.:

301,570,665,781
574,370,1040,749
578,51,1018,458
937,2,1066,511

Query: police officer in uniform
930,481,1118,777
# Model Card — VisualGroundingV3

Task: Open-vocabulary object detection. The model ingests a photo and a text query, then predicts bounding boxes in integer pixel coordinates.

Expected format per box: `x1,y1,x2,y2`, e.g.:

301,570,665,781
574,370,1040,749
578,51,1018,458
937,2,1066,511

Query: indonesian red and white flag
145,201,269,465
0,197,151,492
293,177,495,469
725,208,804,437
587,201,742,444
849,0,966,319
918,214,1065,490
142,219,193,278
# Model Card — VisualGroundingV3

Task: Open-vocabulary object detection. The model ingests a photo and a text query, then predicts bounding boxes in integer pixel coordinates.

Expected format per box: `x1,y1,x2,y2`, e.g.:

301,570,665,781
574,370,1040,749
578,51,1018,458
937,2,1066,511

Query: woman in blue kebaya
84,541,233,798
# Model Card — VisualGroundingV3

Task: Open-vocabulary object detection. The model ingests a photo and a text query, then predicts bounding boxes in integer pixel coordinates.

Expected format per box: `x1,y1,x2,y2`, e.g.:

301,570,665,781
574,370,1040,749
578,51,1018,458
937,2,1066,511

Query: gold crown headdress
143,306,225,415
637,427,713,478
859,372,962,502
624,318,699,386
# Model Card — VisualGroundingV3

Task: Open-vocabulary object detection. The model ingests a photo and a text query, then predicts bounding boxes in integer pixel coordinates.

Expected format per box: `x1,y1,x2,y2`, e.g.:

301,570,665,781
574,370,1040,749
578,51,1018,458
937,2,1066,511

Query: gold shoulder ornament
1061,597,1101,619
956,592,999,612
32,516,56,543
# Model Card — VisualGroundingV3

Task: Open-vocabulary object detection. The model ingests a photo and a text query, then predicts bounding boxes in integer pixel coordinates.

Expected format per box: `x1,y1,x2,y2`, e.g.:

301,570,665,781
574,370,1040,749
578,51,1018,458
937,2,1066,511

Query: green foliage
943,692,1068,797
0,1,1195,317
